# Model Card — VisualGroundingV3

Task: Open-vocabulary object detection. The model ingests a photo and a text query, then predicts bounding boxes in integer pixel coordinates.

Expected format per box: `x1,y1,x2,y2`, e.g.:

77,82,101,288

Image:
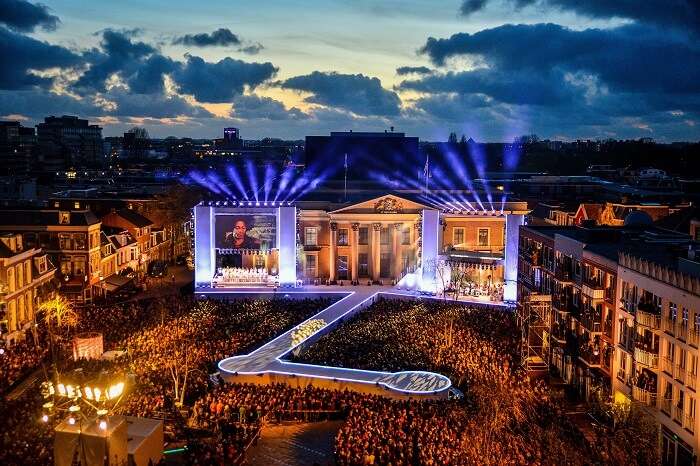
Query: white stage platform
213,286,510,398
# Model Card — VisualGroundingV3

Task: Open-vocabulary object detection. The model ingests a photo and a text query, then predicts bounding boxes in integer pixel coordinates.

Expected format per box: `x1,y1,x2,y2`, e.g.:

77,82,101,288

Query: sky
0,0,699,141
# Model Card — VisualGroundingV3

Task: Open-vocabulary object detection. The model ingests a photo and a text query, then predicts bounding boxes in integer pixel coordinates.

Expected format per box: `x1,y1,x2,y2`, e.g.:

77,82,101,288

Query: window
305,254,317,277
74,202,80,209
478,228,489,247
453,228,465,245
358,227,368,245
402,227,410,245
670,302,678,322
58,233,72,250
380,252,391,277
358,253,369,277
380,227,390,245
74,233,86,250
337,255,348,280
304,227,318,246
7,267,15,293
337,228,349,246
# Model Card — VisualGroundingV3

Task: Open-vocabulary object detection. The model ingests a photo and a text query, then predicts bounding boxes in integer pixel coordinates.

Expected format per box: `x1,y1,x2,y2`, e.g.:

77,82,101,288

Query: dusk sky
1,0,698,141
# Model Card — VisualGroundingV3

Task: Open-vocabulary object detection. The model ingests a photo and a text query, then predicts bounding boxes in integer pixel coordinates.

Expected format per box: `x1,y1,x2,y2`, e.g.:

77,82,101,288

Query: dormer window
58,211,71,225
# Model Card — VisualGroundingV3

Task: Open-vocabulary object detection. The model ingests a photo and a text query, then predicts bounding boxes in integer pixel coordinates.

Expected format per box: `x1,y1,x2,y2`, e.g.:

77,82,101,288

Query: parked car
148,260,169,277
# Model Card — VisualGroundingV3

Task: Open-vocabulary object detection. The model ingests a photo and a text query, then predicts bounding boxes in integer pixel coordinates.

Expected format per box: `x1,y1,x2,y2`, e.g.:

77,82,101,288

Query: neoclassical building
195,192,528,300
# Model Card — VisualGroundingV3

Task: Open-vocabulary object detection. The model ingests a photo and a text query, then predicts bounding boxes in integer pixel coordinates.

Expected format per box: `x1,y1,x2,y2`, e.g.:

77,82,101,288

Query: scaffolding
517,293,552,373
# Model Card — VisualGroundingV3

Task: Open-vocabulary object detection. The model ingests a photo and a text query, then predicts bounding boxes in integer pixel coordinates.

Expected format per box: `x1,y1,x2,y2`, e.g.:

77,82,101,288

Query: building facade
614,248,700,466
0,233,56,343
37,115,103,170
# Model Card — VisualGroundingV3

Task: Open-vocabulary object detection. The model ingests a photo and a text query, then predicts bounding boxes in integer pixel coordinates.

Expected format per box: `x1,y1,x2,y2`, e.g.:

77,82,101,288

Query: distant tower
224,127,240,144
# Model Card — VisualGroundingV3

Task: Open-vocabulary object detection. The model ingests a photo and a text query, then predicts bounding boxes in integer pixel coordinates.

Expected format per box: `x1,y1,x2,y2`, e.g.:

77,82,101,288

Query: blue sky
1,0,698,141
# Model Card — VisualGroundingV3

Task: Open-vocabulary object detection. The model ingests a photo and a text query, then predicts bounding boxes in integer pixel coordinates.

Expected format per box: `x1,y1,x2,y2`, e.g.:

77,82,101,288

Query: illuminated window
453,228,465,245
305,254,317,277
478,228,489,247
402,227,410,245
305,227,317,246
337,229,349,246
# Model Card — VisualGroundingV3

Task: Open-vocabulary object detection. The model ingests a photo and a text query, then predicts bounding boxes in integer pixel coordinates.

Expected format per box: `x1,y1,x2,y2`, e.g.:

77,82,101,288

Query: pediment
330,194,427,215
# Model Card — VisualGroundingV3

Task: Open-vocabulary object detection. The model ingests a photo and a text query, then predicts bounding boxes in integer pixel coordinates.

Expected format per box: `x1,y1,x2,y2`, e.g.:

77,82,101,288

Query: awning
101,274,133,293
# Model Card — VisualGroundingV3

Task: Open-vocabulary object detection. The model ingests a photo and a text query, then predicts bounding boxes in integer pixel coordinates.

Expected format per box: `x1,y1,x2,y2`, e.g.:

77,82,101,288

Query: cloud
125,54,179,94
396,66,431,76
239,43,264,55
0,89,101,117
460,0,488,15
279,71,401,116
0,0,60,32
0,26,82,89
419,23,700,95
231,94,308,120
74,29,156,92
103,89,213,119
172,55,277,103
459,0,700,34
402,22,700,138
173,28,241,47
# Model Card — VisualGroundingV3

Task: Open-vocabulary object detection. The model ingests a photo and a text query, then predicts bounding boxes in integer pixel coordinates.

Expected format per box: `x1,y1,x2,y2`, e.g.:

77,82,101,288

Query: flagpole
344,153,348,201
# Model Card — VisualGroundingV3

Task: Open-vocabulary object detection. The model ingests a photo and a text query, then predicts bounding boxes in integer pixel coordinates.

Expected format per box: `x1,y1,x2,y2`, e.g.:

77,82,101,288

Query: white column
329,222,337,282
392,223,401,279
277,206,297,286
420,209,440,291
372,223,381,282
504,213,524,301
194,204,214,287
351,223,359,282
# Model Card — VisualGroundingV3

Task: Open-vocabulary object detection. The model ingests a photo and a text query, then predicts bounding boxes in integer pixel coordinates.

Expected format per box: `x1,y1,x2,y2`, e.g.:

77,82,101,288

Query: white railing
634,347,659,368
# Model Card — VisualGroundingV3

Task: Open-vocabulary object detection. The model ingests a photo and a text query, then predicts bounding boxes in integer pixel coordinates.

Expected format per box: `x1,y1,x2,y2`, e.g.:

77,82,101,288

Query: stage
213,286,510,399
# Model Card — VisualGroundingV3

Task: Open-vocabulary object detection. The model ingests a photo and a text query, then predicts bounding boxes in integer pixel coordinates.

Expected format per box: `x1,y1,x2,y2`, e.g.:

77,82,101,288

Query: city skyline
1,0,699,141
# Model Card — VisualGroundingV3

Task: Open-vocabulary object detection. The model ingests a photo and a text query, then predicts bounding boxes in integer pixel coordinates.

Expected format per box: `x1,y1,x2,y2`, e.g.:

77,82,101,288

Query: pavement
245,421,342,466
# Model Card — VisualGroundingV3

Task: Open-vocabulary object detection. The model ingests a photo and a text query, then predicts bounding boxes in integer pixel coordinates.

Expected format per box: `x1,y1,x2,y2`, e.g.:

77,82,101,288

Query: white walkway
206,285,509,397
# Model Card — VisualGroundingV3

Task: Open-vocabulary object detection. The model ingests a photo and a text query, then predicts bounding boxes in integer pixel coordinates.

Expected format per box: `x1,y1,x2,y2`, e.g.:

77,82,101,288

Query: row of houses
517,212,700,465
0,207,192,343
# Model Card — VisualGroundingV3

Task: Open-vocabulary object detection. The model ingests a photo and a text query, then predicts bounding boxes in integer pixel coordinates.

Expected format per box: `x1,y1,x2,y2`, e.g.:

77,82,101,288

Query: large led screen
215,214,276,250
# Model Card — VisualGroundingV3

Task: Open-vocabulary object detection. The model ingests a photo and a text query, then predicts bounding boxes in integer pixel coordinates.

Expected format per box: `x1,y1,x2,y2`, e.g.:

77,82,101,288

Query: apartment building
0,233,56,343
615,245,700,466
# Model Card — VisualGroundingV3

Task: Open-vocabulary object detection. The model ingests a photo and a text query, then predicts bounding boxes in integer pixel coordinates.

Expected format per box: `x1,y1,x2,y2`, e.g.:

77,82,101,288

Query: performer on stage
223,219,260,249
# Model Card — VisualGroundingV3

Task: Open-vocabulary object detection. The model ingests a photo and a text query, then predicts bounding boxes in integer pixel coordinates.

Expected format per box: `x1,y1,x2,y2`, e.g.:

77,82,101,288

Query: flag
423,154,429,178
344,153,348,169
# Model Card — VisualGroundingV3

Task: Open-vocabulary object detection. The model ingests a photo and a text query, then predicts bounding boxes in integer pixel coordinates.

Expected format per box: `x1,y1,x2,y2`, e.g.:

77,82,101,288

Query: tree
448,132,458,144
38,296,77,384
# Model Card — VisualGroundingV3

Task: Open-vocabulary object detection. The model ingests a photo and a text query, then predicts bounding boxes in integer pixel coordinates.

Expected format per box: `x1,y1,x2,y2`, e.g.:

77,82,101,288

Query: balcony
675,365,687,384
520,249,542,267
551,322,567,343
579,344,602,367
688,373,698,391
604,287,615,303
554,268,573,283
636,309,661,330
685,414,695,433
634,347,659,368
619,298,636,315
632,386,657,407
582,277,605,299
603,318,614,338
688,330,700,348
660,398,672,416
674,406,684,425
661,357,674,376
579,312,602,333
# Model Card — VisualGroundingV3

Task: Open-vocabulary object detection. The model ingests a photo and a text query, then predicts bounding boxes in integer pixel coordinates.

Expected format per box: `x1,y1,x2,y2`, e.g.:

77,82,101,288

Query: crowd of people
2,292,651,465
0,295,335,465
294,298,599,465
0,337,47,396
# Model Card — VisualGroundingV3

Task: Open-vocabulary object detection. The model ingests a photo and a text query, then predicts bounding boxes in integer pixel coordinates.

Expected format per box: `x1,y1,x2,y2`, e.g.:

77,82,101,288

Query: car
148,260,169,277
